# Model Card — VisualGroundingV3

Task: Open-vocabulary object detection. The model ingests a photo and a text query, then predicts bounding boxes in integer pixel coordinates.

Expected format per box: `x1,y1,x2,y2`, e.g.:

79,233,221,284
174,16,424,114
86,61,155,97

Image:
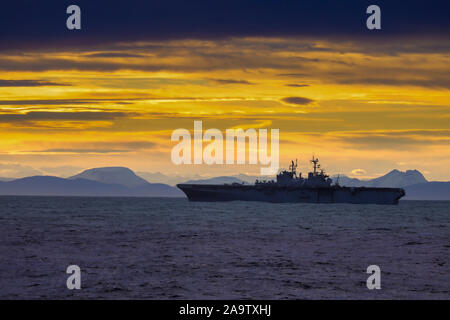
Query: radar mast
289,159,298,176
311,156,319,174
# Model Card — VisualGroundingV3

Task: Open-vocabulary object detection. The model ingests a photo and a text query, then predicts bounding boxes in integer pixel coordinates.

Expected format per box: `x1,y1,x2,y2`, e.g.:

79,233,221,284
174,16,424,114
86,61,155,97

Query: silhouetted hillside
70,167,149,187
332,169,427,188
404,182,450,200
0,176,184,197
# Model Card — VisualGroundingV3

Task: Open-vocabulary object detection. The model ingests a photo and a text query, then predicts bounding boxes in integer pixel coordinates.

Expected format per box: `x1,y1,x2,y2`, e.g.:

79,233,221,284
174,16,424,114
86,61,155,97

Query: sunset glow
1,35,449,179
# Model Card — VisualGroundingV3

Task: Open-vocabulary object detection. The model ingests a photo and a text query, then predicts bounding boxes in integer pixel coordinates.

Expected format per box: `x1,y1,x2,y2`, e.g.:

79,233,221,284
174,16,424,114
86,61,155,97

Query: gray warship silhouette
177,157,405,204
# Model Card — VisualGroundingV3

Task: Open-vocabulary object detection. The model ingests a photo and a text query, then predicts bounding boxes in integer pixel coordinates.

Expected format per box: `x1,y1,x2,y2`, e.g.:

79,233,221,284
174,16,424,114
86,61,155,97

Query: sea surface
0,196,448,299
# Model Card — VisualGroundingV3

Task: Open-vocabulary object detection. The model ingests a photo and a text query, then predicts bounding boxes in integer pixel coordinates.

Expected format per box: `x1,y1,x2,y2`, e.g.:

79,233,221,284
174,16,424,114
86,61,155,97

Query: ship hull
177,184,405,205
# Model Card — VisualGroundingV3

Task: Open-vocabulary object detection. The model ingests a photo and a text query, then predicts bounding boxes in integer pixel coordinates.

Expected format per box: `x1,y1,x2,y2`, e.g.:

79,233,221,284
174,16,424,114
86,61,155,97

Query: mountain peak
70,166,149,188
366,169,427,188
79,166,132,173
332,169,427,188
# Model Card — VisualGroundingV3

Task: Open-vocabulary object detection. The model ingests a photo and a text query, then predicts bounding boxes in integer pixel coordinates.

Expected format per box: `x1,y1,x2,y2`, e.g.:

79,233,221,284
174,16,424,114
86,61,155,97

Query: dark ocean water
0,196,448,299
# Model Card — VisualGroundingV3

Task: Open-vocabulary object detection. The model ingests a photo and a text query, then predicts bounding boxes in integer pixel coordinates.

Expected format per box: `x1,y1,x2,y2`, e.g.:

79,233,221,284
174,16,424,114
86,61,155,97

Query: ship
177,157,406,204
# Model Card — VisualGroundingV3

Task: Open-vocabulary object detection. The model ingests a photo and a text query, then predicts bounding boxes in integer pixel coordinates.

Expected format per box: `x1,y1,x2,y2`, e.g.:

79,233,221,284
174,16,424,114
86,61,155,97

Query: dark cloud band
0,80,70,87
282,97,314,105
0,1,449,50
0,111,134,122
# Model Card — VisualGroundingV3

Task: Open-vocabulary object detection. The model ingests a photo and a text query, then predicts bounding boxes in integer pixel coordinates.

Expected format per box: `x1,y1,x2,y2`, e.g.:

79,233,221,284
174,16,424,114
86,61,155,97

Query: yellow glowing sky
0,38,449,180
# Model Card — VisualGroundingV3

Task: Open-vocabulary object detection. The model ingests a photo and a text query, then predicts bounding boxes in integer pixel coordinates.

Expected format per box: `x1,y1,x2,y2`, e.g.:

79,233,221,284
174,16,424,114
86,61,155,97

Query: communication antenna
311,155,319,174
289,159,298,173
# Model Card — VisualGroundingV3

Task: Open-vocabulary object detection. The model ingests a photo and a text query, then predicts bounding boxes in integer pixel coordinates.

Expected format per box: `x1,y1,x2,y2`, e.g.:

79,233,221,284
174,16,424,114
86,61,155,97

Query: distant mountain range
330,169,450,200
70,167,149,187
136,171,203,186
0,167,184,197
403,182,450,200
0,166,448,200
332,169,427,188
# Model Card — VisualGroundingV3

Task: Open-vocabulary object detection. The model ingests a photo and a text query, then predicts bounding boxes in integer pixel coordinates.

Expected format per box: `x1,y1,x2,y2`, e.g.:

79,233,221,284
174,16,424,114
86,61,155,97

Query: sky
0,1,449,180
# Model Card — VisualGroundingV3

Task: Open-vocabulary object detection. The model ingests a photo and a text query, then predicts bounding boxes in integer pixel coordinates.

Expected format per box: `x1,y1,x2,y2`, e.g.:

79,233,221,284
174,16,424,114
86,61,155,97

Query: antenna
289,159,298,174
311,155,319,174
